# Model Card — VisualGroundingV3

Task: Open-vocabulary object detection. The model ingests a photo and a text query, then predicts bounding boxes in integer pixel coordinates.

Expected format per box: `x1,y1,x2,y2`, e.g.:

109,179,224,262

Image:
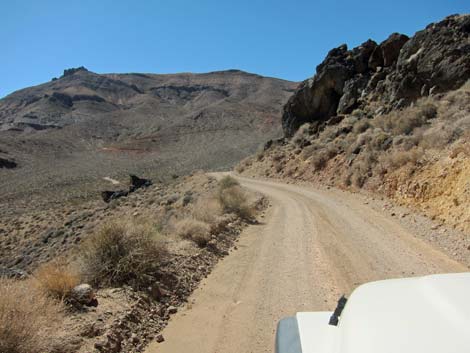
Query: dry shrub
347,151,376,187
0,278,63,353
272,153,284,162
350,161,370,187
368,131,392,151
218,185,254,220
419,102,438,120
292,123,312,146
450,142,470,158
353,120,371,134
373,101,436,136
218,175,239,190
311,151,328,170
236,157,252,173
379,148,424,170
418,126,453,149
273,161,283,173
192,196,222,224
175,218,211,247
235,164,245,173
299,143,320,161
78,220,166,289
34,260,80,301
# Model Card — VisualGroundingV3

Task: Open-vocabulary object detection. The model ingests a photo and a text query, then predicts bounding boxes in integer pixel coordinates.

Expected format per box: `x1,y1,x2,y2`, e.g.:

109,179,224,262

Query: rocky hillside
239,14,470,234
0,68,295,212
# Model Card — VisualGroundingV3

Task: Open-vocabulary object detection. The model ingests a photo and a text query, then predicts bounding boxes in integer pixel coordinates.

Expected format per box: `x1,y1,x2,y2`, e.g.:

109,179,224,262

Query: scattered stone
156,334,165,343
167,306,178,314
70,284,98,307
129,174,152,192
0,266,28,279
102,190,129,203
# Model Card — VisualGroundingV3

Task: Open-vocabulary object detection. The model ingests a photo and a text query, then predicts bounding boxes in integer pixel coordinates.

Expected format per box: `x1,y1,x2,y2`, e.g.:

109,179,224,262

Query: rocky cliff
283,14,470,137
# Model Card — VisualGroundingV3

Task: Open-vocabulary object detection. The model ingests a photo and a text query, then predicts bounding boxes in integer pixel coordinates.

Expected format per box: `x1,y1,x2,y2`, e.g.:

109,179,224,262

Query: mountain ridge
0,68,296,213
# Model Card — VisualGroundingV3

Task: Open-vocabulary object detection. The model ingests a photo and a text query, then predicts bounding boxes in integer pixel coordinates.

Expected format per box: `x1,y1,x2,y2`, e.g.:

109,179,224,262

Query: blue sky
1,0,468,98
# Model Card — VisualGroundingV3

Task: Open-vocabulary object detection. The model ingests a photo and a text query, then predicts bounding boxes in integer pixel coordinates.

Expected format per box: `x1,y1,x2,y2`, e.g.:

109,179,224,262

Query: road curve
146,175,465,353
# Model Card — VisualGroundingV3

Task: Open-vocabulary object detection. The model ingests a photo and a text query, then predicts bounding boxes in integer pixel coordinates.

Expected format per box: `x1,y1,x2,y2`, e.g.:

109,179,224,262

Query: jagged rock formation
283,14,470,137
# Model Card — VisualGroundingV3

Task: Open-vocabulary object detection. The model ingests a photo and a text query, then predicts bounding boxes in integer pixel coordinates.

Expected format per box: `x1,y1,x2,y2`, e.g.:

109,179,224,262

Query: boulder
101,175,151,202
282,44,357,136
380,33,409,67
337,75,369,114
101,190,129,203
129,174,152,191
70,283,98,307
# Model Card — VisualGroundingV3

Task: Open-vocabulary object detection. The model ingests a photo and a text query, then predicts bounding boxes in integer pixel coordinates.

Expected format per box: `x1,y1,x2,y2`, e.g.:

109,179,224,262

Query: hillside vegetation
239,14,470,233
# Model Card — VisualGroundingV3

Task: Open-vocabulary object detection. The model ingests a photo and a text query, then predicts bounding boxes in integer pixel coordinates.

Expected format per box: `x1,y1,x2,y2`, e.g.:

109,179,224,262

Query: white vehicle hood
297,272,470,353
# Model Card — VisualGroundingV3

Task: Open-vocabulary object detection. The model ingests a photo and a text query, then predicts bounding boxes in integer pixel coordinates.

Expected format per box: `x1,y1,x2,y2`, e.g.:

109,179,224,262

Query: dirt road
146,176,465,353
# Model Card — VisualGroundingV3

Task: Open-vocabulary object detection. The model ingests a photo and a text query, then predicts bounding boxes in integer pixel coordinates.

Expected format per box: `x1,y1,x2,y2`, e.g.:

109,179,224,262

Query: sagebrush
175,218,211,247
77,220,166,289
218,185,254,220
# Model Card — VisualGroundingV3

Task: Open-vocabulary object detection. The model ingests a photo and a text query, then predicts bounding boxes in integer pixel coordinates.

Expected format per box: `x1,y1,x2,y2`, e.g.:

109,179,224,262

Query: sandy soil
145,175,466,353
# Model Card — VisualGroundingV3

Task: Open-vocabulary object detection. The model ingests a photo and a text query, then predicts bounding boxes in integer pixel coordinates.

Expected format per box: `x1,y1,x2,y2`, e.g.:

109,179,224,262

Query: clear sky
1,0,468,98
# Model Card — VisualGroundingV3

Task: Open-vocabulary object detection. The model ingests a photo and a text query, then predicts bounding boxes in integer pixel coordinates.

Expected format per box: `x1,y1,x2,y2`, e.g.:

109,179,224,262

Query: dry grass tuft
34,260,80,301
218,185,254,220
218,175,240,190
192,196,222,224
379,148,424,170
77,220,166,289
175,218,211,247
0,278,63,353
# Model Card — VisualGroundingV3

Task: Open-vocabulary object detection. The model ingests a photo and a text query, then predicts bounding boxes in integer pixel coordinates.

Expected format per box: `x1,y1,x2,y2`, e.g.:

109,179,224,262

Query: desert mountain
0,68,296,211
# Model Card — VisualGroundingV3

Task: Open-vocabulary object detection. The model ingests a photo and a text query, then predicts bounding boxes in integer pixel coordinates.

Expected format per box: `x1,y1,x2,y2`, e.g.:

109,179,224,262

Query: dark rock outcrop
63,66,89,77
101,190,129,203
101,175,152,203
283,14,470,137
50,92,73,107
129,174,152,191
0,157,17,169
